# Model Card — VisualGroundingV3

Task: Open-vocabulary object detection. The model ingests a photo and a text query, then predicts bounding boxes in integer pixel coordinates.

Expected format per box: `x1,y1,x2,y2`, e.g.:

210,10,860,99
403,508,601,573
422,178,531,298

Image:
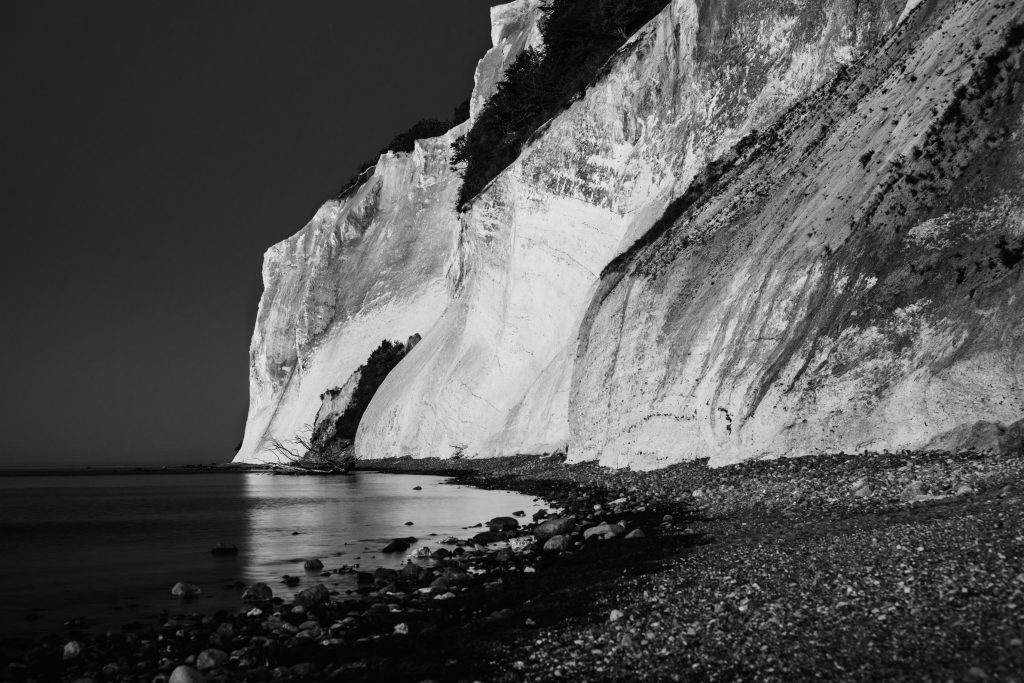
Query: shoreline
2,450,1021,681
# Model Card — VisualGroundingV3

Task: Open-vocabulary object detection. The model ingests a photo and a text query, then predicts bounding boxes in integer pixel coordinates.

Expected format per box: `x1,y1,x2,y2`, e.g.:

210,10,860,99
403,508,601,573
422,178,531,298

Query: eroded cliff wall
235,1,543,463
572,0,1024,468
356,0,905,460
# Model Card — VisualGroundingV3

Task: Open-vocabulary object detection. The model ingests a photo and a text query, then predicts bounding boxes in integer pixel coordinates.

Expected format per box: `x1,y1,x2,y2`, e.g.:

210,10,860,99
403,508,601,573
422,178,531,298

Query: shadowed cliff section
573,0,1024,468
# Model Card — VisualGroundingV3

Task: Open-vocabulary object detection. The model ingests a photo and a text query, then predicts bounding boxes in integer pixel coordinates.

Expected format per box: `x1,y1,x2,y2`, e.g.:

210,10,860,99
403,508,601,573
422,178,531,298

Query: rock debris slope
234,2,541,463
356,0,905,460
573,0,1024,468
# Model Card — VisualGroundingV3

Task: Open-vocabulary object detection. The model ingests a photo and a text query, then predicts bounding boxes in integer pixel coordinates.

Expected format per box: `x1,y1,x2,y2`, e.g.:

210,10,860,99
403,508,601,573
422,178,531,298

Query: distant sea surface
0,471,546,638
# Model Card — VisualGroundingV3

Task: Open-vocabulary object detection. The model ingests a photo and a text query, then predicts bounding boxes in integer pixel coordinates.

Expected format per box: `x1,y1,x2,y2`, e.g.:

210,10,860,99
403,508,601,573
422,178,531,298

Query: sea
0,471,547,638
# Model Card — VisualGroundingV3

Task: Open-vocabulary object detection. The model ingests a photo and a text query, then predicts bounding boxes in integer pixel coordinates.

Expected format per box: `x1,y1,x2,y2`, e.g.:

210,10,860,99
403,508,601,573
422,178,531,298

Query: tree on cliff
451,0,671,209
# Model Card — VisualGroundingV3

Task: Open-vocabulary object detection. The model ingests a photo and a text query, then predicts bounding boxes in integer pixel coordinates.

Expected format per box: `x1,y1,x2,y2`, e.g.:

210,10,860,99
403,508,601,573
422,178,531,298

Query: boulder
583,523,625,540
487,516,520,532
168,666,205,683
303,559,324,571
535,517,575,540
170,582,202,598
624,528,646,539
62,641,83,660
242,582,273,604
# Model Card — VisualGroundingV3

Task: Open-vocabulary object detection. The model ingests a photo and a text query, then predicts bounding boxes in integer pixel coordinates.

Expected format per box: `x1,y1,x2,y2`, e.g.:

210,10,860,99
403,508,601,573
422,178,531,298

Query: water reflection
0,472,546,638
241,471,546,600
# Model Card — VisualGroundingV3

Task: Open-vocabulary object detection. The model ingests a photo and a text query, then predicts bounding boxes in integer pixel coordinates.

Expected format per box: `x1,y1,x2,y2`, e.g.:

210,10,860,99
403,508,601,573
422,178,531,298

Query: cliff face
241,0,1023,469
355,0,905,460
234,1,542,463
572,0,1024,468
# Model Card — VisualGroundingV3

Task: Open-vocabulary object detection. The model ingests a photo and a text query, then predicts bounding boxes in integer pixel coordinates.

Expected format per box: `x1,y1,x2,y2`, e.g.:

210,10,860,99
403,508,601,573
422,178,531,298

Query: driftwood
261,425,354,475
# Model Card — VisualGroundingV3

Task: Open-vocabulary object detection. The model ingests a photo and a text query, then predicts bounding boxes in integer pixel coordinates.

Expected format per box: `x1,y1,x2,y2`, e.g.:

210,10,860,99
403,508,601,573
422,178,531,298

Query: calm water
0,472,547,638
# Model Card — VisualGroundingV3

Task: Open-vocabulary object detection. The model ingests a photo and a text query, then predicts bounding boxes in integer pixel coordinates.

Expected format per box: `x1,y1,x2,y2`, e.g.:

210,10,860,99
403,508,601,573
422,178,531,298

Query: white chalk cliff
234,0,543,463
239,0,1024,468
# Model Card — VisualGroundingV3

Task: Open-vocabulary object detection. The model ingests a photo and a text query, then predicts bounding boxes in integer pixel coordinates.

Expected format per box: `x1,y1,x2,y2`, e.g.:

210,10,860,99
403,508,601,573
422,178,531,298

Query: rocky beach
2,448,1020,682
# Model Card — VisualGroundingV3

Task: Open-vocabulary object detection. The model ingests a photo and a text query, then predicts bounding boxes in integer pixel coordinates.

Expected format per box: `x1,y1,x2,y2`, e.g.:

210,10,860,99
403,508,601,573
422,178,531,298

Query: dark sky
1,2,497,467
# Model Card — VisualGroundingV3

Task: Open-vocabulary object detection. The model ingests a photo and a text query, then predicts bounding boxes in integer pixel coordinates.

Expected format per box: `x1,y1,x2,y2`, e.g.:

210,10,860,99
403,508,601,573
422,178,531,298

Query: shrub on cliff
451,0,670,209
337,100,470,198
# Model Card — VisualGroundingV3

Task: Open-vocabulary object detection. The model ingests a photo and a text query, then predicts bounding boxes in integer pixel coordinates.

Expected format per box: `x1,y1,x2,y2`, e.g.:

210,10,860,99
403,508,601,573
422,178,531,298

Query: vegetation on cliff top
451,0,671,209
336,100,470,199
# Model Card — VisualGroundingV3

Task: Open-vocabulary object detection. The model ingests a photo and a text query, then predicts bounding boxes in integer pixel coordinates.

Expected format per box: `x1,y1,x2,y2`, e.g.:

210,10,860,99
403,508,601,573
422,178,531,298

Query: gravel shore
366,450,1024,682
2,450,1020,682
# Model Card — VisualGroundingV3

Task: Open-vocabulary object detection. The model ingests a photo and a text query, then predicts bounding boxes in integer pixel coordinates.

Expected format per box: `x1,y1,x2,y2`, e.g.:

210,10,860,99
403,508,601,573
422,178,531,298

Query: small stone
609,609,624,622
900,481,926,502
383,539,411,553
583,523,625,540
624,528,646,539
512,510,525,517
294,583,330,607
853,484,872,498
282,575,300,587
956,484,976,496
242,582,273,604
196,649,228,671
168,665,205,683
210,543,238,556
404,521,414,526
413,486,422,490
394,622,409,635
63,641,83,660
303,559,324,571
543,535,570,552
170,582,202,598
965,666,989,682
662,514,673,523
535,518,575,540
289,663,319,678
